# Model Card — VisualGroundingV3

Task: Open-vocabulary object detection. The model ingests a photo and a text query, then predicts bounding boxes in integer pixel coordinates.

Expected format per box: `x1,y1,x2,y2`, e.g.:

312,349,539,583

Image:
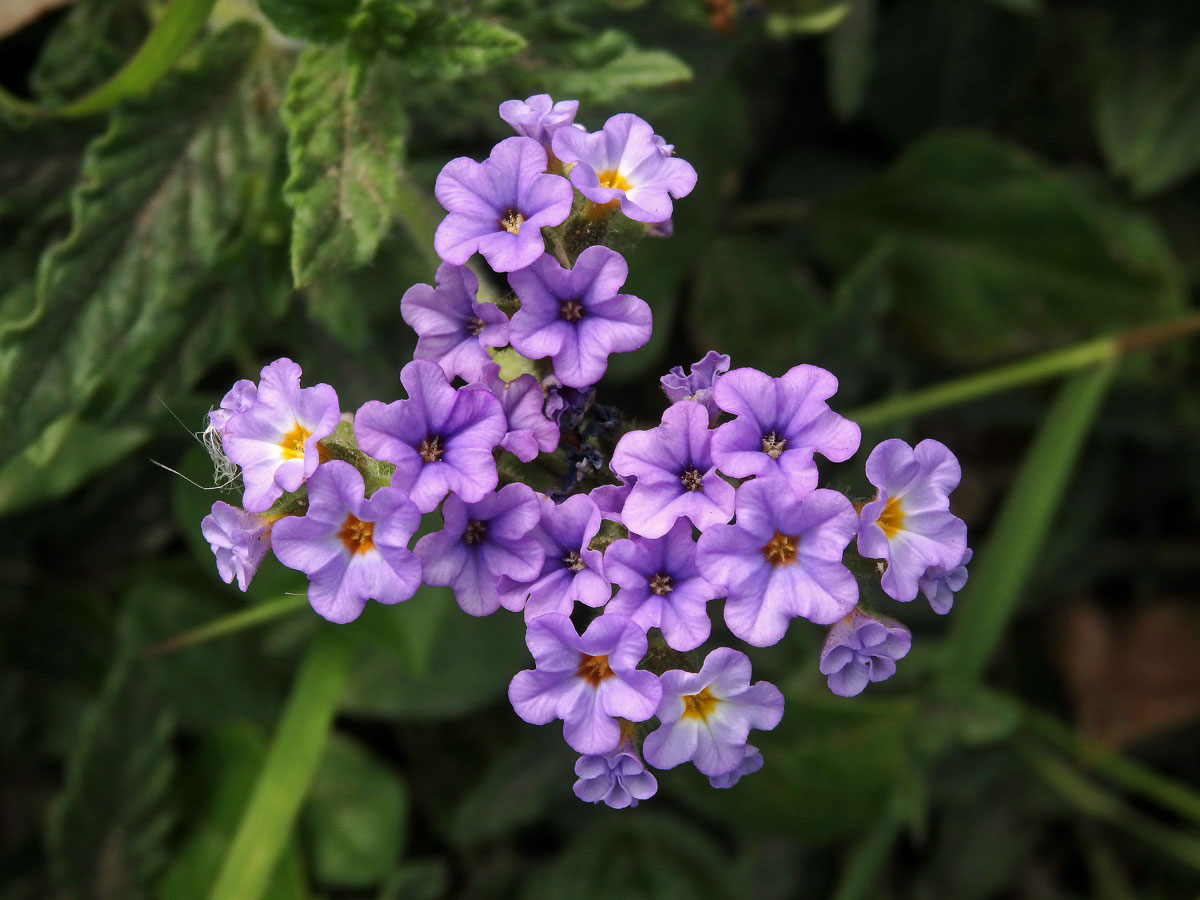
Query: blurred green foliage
2,0,1200,898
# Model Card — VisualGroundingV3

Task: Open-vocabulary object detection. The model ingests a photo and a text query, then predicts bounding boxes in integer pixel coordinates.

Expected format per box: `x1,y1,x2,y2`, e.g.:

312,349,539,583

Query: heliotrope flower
497,493,610,621
573,729,658,809
642,647,783,777
271,461,422,624
610,400,735,539
508,246,652,389
400,263,510,384
414,483,544,616
221,358,341,513
478,362,559,462
919,547,972,615
498,94,579,148
819,608,912,698
604,520,722,652
542,377,593,428
660,350,730,426
433,136,573,273
551,113,696,223
354,360,507,513
201,501,274,591
708,745,763,790
857,439,968,603
207,379,257,436
696,478,859,646
508,613,662,755
589,474,635,526
711,365,860,499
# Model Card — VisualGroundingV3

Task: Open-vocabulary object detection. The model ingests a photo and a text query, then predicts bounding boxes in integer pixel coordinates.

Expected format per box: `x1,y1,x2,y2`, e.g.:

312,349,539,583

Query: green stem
846,311,1200,427
1024,709,1200,828
208,629,352,900
141,595,308,658
941,362,1117,684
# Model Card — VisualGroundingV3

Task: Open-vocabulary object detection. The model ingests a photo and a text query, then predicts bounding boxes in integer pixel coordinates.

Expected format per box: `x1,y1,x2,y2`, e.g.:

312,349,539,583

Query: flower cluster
200,95,971,809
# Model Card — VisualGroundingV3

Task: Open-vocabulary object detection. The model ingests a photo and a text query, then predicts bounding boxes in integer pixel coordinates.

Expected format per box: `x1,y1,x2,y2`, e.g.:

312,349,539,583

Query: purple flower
221,358,341,513
271,461,422,624
604,521,722,652
207,379,257,436
919,547,972,615
433,136,573,273
707,744,763,789
509,247,652,389
414,483,544,616
551,113,696,223
354,360,507,513
857,439,969,604
696,478,859,646
508,613,662,755
609,400,735,539
542,377,593,428
660,351,730,426
498,94,579,148
589,475,634,525
819,609,912,697
711,365,860,499
400,263,510,383
201,501,273,591
497,493,610,621
642,647,783,777
478,362,559,462
573,732,658,809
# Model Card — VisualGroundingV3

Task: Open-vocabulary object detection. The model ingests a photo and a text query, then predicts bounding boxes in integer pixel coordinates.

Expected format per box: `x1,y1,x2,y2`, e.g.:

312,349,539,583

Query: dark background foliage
2,0,1200,897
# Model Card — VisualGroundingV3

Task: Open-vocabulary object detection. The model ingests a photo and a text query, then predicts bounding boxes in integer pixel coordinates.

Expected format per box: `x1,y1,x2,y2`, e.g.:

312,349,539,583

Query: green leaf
158,723,307,900
283,45,408,287
943,363,1117,683
0,24,290,461
27,0,148,106
304,734,408,889
1096,37,1200,197
47,651,176,900
378,860,450,900
448,733,564,847
255,0,356,42
766,1,850,37
393,13,527,80
826,0,876,121
536,30,691,102
811,131,1185,363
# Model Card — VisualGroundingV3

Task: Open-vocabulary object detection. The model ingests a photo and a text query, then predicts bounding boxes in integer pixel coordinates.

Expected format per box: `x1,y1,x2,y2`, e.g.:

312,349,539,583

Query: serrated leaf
811,131,1185,362
0,24,290,461
397,14,527,80
304,734,408,888
27,0,148,105
283,44,408,287
537,29,691,102
47,652,176,900
256,0,356,42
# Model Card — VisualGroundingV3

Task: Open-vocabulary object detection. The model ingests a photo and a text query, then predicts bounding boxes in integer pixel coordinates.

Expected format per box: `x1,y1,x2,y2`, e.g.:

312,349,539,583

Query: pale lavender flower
857,439,968,603
711,365,860,499
642,648,783,777
573,733,658,809
696,478,859,646
508,613,661,755
498,94,579,148
609,400,735,539
201,501,273,591
478,362,559,462
401,263,510,383
221,358,341,513
497,493,610,621
354,360,507,513
660,351,730,425
919,547,972,615
433,136,573,272
207,379,257,435
271,461,422,624
604,521,721,652
551,113,696,223
508,247,652,389
708,745,763,790
819,609,912,697
414,483,544,616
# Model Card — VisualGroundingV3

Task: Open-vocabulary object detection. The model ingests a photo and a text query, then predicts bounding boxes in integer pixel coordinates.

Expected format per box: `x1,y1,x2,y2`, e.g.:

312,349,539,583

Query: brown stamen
500,208,524,234
338,514,375,555
649,573,673,596
762,530,798,566
559,299,585,323
463,519,487,545
467,315,486,337
680,467,703,492
563,549,586,573
418,436,443,463
761,430,786,459
576,653,615,687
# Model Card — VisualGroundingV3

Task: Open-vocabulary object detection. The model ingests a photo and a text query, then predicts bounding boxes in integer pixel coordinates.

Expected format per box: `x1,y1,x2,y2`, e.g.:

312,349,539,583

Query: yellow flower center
338,514,375,555
576,653,615,688
761,530,798,566
278,422,311,460
596,169,633,192
681,686,719,721
500,208,524,234
877,495,906,539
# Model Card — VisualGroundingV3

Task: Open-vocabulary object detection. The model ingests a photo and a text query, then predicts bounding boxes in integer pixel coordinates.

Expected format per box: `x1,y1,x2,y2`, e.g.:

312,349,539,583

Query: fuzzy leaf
0,24,290,461
283,44,408,287
539,29,691,102
395,13,527,80
256,0,356,42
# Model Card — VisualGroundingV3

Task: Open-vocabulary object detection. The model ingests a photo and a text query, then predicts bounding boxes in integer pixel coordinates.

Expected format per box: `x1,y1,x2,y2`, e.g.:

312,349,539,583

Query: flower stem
141,594,308,658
